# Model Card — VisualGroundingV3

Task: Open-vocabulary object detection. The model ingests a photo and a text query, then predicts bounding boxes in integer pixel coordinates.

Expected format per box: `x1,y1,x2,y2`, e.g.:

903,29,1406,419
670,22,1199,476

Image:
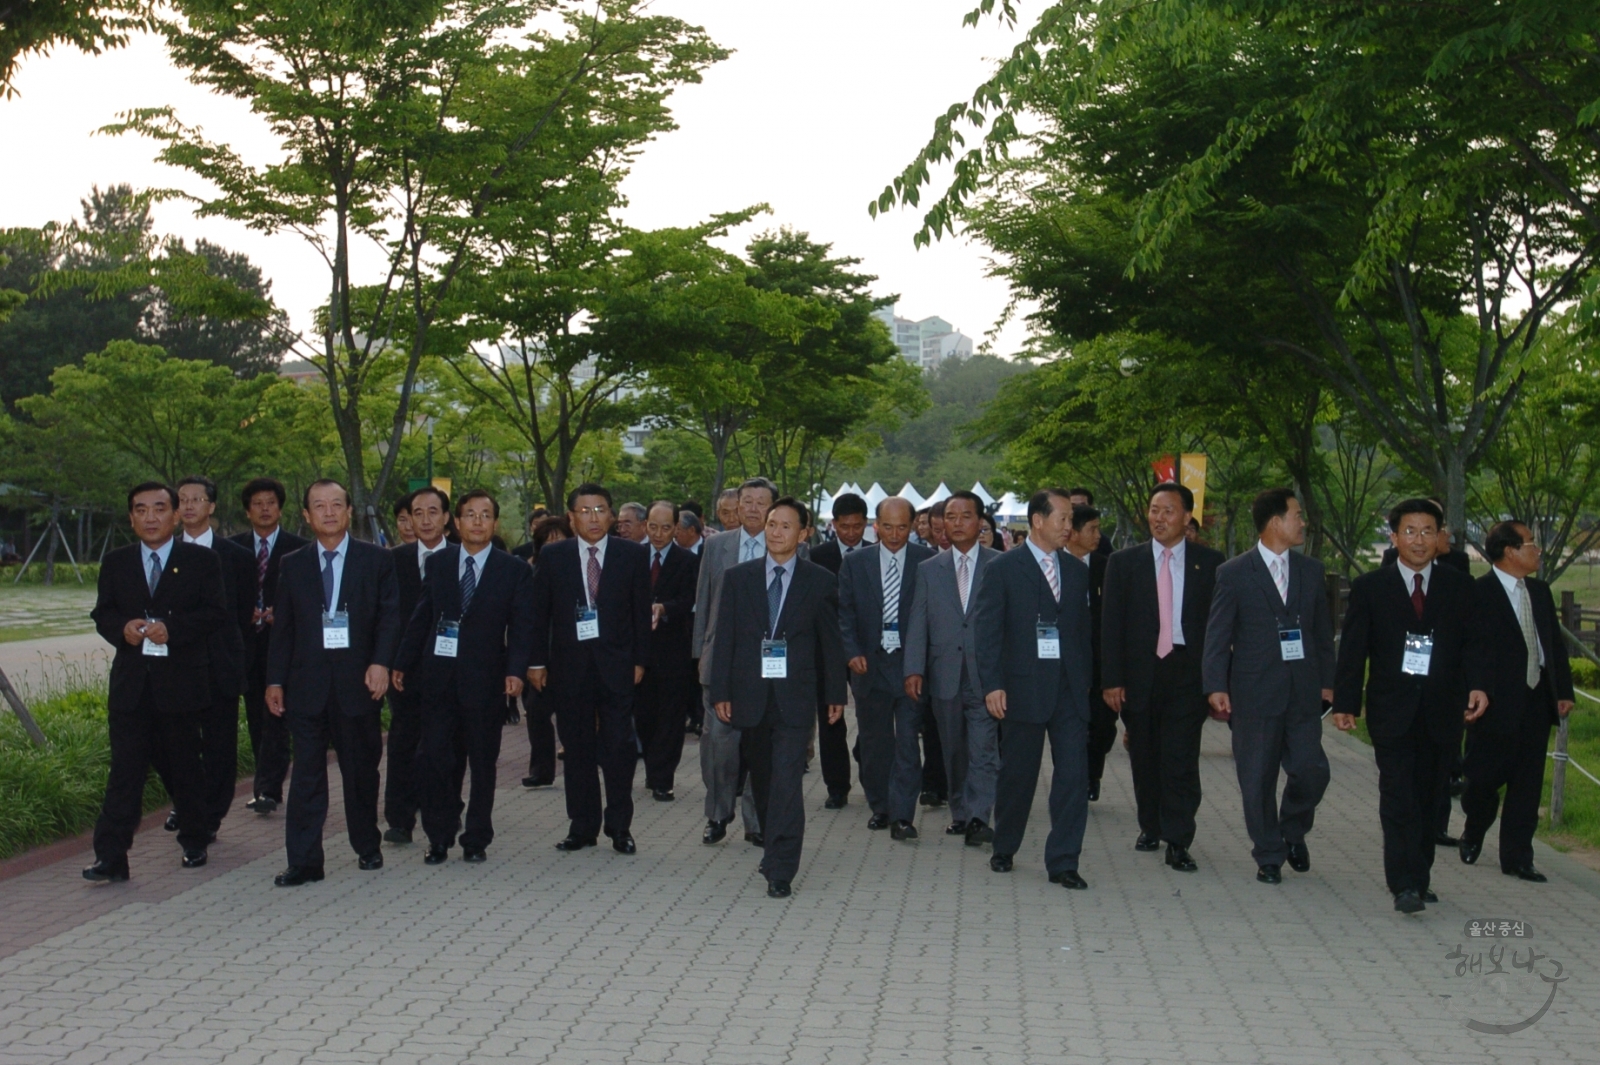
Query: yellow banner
1179,454,1207,524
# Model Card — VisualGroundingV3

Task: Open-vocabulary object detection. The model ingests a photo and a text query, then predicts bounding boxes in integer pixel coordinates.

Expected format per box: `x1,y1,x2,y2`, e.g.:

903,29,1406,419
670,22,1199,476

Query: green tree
0,0,151,96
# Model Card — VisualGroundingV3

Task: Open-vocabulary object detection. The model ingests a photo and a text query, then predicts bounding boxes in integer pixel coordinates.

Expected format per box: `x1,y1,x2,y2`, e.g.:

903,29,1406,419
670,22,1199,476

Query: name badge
762,638,788,679
1279,628,1305,661
1036,623,1060,660
881,622,901,652
322,611,350,650
1402,633,1433,676
434,619,461,658
576,605,599,642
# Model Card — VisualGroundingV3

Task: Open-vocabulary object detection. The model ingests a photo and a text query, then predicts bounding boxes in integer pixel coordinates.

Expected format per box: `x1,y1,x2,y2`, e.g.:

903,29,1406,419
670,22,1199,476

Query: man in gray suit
839,496,934,840
904,490,1000,845
1202,488,1337,885
694,477,776,846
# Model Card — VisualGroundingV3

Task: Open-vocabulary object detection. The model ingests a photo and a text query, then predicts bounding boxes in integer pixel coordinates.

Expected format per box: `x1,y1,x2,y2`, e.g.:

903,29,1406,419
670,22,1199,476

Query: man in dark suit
393,489,533,864
264,479,401,885
528,482,652,854
1459,520,1575,882
230,476,307,815
84,482,228,882
807,491,869,807
1332,498,1483,912
1103,483,1225,872
839,496,934,840
975,488,1094,888
172,475,256,838
635,500,699,801
393,494,417,545
711,496,847,898
511,508,550,561
1069,488,1114,557
382,486,450,844
1062,504,1115,803
1203,488,1337,885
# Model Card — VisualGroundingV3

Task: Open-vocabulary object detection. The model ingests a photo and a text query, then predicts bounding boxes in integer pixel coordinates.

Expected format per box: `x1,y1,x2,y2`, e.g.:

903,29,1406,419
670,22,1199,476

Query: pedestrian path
1,720,1596,1064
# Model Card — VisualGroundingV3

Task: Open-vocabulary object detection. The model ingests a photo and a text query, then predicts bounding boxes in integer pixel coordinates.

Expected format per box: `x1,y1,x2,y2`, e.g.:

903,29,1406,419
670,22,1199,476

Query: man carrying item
636,500,700,801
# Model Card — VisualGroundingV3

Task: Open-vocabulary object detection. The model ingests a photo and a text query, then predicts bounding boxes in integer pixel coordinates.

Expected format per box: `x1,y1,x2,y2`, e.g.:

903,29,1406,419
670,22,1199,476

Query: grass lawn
0,583,99,643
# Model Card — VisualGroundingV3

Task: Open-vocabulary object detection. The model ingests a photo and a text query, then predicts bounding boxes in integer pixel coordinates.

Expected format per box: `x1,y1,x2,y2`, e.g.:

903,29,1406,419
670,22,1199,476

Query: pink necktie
587,545,601,605
1042,553,1059,602
958,554,971,612
1156,547,1174,659
1272,556,1288,603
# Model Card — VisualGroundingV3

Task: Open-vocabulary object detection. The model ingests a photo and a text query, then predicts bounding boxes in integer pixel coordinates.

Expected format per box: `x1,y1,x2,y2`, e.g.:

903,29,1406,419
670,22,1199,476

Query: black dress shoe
767,879,792,898
1049,869,1088,890
1394,889,1425,914
274,865,324,887
965,818,994,846
744,831,764,848
1165,844,1197,872
521,775,554,788
181,849,207,868
1504,865,1548,883
1459,838,1482,865
1134,832,1160,852
1434,832,1459,848
462,847,487,863
358,851,384,871
1285,840,1310,873
867,813,890,831
990,853,1013,873
920,790,947,808
945,820,969,835
1423,889,1439,903
1087,779,1101,802
555,835,597,851
164,810,180,832
1448,774,1465,798
424,845,449,865
651,788,675,802
890,820,919,841
383,827,413,844
824,792,848,810
702,820,727,845
612,834,636,855
1256,864,1282,885
82,859,129,883
245,795,279,815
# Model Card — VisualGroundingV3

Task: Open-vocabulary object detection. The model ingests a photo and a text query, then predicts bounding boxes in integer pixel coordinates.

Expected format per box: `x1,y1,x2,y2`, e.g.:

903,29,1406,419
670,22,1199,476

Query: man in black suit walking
230,476,307,815
393,489,534,864
634,501,699,802
807,491,869,807
1061,504,1115,803
1102,483,1225,872
1068,488,1114,557
1332,498,1484,912
711,496,847,898
84,482,227,881
264,479,401,885
528,483,652,855
1459,520,1574,883
975,488,1094,888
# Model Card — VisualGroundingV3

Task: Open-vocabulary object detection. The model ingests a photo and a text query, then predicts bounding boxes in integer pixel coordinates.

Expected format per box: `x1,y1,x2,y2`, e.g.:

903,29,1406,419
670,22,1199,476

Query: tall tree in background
0,0,151,95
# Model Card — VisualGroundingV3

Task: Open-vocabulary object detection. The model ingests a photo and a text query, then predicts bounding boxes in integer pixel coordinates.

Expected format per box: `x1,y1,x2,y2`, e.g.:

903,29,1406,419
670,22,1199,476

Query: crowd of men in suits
82,474,1573,911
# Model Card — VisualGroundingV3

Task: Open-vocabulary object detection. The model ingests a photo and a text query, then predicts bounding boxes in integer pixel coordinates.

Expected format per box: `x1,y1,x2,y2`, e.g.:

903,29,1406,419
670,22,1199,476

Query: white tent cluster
813,481,1029,523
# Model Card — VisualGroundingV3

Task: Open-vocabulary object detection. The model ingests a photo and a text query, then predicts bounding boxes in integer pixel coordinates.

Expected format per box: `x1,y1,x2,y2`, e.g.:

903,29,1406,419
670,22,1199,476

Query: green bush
0,562,102,586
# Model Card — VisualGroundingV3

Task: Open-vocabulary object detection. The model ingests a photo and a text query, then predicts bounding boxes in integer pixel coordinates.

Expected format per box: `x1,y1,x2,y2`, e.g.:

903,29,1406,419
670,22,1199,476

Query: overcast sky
0,2,1031,354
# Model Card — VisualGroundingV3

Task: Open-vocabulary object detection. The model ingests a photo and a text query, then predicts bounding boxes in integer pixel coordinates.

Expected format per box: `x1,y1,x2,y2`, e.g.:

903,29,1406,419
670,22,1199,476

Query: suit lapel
865,546,885,619
1247,549,1285,614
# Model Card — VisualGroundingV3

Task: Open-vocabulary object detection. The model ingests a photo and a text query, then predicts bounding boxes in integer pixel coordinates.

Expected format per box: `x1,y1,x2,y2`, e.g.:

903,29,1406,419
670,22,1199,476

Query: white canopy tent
993,492,1028,521
971,482,996,506
895,482,926,509
923,482,952,505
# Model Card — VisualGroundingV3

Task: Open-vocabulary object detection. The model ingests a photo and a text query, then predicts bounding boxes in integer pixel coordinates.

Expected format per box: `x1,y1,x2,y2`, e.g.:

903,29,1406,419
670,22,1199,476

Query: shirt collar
880,543,906,562
739,528,766,549
1256,540,1289,569
319,534,351,560
418,537,446,558
462,542,491,566
145,537,175,569
1155,537,1185,562
1397,557,1432,583
1492,564,1524,596
952,542,981,565
652,542,672,564
1025,537,1056,566
256,526,279,552
578,533,608,564
183,527,214,548
765,552,793,579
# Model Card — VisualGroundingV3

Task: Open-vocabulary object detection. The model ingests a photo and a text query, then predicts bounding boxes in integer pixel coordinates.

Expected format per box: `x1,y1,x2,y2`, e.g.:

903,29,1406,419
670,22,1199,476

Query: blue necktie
461,554,477,615
321,550,337,610
147,551,161,596
767,565,785,635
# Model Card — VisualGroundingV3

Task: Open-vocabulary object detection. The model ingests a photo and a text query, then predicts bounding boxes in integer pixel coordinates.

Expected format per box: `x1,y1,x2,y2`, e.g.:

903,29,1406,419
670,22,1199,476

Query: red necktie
1411,573,1425,620
587,545,601,605
651,552,661,588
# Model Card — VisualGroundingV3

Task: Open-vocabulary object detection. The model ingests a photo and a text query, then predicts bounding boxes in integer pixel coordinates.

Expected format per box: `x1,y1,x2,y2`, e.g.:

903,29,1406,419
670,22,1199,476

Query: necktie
1042,552,1059,602
957,553,971,613
587,545,601,606
254,538,270,630
321,550,337,610
767,565,786,634
651,551,661,588
1515,578,1540,688
1271,556,1288,603
883,556,901,626
461,554,477,616
1411,573,1425,620
147,551,162,596
1156,547,1174,659
744,537,759,562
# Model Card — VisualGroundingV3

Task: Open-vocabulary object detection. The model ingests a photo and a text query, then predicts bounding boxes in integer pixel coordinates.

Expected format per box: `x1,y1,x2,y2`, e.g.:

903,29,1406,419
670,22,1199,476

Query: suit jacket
647,542,699,677
1101,540,1224,713
903,546,998,701
265,538,402,716
229,527,308,663
972,542,1092,725
709,557,847,727
201,534,256,699
838,542,935,696
693,528,750,684
396,545,535,712
92,541,228,716
808,538,868,577
1201,547,1336,719
1465,570,1573,734
1333,562,1474,744
529,535,651,701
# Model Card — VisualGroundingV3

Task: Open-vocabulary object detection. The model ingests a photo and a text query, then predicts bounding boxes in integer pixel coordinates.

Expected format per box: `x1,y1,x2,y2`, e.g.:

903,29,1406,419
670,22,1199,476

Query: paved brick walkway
1,717,1596,1064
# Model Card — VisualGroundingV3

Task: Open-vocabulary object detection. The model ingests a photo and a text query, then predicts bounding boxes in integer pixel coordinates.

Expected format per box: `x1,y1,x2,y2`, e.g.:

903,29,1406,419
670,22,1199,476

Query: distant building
872,304,975,371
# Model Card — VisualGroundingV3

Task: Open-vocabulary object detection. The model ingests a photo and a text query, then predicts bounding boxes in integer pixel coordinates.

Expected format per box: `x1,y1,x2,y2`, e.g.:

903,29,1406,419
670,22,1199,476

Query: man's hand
827,704,844,725
651,604,666,630
142,621,169,645
505,676,524,698
1208,692,1231,721
252,606,275,626
848,656,868,676
1321,688,1334,705
1558,699,1574,718
634,665,645,685
1103,686,1126,714
1465,690,1489,723
985,690,1006,720
905,674,923,700
527,667,547,692
715,701,733,724
266,684,285,717
391,670,405,692
1331,712,1356,732
365,665,389,700
122,619,147,646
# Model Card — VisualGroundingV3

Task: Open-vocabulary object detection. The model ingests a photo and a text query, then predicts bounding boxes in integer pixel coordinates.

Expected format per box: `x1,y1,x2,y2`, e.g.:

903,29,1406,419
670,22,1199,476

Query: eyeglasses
573,506,609,517
1516,541,1542,550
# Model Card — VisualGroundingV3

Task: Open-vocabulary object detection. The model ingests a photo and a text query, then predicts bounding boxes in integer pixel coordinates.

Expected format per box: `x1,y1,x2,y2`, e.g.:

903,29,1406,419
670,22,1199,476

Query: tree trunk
1444,452,1467,545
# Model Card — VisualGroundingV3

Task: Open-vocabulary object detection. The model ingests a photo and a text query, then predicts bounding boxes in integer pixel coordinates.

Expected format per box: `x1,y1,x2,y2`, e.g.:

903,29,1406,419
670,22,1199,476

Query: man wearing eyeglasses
1458,521,1574,883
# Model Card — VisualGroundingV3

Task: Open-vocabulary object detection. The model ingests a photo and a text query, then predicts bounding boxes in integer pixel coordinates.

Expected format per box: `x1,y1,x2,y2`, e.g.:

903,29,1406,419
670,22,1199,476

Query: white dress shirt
253,527,280,559
1025,536,1060,599
577,534,609,607
143,537,175,595
1153,538,1188,645
738,528,766,563
417,537,447,576
458,542,492,585
1396,558,1432,597
183,527,214,548
952,543,982,611
1492,565,1546,667
1257,541,1291,604
650,541,673,572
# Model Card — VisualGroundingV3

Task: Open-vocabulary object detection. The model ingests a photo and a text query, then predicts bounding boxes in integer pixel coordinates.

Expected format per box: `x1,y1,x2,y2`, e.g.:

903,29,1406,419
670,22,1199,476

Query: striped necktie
461,554,477,616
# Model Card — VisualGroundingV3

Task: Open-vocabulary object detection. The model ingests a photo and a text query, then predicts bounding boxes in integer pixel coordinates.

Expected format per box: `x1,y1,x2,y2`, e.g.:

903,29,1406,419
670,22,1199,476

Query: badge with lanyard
322,610,350,649
434,618,461,658
1278,618,1304,661
1402,632,1433,676
761,638,788,679
141,614,169,657
1036,622,1061,660
881,622,901,652
575,603,599,642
